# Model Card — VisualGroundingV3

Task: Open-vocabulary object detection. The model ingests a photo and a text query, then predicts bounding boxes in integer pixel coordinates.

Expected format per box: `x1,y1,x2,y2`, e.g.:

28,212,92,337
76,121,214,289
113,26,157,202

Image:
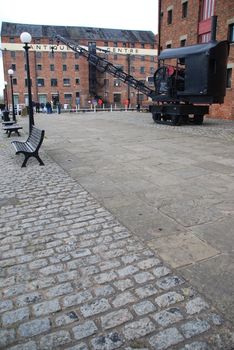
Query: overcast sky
0,0,158,94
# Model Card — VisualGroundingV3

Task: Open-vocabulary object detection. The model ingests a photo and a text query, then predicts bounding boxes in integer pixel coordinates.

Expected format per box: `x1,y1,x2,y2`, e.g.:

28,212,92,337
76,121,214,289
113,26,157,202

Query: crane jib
54,34,155,98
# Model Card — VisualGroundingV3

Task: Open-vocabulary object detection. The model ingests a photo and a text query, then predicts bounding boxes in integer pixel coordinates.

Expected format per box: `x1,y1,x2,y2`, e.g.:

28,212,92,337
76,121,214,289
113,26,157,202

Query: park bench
3,124,23,137
11,125,45,167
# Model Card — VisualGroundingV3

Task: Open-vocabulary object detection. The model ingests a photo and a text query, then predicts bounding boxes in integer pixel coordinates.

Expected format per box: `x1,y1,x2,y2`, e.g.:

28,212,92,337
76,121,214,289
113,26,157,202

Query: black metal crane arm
54,34,156,98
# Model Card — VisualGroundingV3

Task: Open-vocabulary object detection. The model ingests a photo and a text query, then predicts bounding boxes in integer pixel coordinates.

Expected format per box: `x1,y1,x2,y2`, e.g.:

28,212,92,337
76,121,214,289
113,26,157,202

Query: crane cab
151,40,229,125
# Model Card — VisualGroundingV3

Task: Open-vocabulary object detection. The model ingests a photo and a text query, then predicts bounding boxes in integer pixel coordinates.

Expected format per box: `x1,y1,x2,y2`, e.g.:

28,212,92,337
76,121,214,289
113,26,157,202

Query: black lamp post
4,81,8,110
20,32,34,132
8,69,16,122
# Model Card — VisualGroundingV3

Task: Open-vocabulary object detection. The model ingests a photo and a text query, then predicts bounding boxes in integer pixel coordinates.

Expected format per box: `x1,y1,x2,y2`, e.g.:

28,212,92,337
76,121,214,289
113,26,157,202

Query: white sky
0,0,159,94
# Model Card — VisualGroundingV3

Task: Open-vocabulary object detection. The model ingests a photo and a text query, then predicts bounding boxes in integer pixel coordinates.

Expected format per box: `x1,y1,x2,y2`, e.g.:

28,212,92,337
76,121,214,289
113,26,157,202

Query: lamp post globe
8,68,14,76
20,31,34,131
8,69,16,122
20,32,32,44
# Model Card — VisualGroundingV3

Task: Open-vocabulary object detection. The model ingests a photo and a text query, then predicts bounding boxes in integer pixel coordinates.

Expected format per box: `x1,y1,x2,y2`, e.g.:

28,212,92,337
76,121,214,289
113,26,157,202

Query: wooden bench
11,125,45,167
3,124,23,137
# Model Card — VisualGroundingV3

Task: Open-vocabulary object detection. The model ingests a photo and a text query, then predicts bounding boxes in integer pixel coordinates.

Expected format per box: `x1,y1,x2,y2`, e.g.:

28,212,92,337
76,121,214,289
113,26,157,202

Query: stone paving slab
0,115,234,349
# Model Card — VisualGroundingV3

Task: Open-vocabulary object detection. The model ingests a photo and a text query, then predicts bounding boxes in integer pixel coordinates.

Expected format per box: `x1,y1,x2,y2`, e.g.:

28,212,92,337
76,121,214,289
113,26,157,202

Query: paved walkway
0,112,234,349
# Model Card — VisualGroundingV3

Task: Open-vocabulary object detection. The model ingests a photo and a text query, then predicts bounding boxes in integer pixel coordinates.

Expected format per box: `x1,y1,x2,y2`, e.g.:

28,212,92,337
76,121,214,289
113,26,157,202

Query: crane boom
54,34,156,99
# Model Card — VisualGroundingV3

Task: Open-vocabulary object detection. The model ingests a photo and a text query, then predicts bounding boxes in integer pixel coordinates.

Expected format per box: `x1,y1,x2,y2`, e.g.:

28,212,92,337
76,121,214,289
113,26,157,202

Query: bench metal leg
36,154,45,166
21,154,45,167
21,155,30,167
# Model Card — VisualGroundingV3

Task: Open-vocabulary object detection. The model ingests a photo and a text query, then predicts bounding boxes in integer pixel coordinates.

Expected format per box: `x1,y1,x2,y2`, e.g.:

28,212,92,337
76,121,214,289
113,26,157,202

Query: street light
20,32,34,131
8,69,16,122
4,81,8,110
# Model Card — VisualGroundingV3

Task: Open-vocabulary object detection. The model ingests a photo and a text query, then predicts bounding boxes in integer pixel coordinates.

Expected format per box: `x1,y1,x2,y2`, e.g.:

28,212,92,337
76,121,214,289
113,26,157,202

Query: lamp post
20,32,34,131
8,69,16,122
4,81,8,110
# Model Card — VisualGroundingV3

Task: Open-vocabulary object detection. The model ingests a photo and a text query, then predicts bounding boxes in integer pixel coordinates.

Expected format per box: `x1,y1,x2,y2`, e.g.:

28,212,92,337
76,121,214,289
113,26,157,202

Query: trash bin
3,111,10,121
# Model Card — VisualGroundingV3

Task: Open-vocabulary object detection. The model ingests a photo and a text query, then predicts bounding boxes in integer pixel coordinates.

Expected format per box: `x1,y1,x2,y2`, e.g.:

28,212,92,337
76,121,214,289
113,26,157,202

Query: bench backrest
27,125,45,151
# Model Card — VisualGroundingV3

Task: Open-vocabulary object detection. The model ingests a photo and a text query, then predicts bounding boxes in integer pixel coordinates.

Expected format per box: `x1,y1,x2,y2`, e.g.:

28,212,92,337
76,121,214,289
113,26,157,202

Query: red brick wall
159,0,200,50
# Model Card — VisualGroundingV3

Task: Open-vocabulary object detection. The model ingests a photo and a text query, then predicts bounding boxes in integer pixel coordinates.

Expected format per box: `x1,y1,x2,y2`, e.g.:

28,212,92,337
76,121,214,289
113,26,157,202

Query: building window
123,42,127,47
37,64,42,70
182,1,188,18
64,93,72,100
63,78,70,86
50,64,54,71
63,64,67,71
10,37,14,43
228,23,234,43
75,78,80,85
114,79,121,87
12,78,17,85
138,93,144,102
200,0,215,20
104,41,108,46
150,67,155,74
11,64,16,71
141,43,145,48
131,66,135,73
113,93,121,103
140,67,145,74
49,52,54,59
130,42,135,48
116,65,123,71
226,68,232,88
148,76,155,85
167,9,173,24
37,78,44,87
75,64,79,71
166,43,172,48
11,51,16,58
114,54,118,60
114,42,118,47
51,79,57,87
36,52,42,59
180,39,186,47
104,79,109,87
62,52,67,59
25,79,32,87
141,56,145,61
199,33,211,43
150,56,155,62
75,53,79,59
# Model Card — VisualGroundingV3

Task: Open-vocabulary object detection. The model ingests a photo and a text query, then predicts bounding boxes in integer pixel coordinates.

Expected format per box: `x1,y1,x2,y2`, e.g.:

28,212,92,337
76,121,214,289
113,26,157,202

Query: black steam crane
53,25,229,126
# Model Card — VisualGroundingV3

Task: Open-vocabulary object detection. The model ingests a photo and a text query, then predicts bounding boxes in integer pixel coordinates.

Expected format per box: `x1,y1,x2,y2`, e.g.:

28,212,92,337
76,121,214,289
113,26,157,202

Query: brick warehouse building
1,22,157,110
158,0,234,119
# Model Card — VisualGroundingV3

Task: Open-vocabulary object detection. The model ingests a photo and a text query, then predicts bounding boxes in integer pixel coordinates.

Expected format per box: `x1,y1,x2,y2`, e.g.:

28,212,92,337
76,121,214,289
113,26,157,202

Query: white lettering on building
1,43,157,56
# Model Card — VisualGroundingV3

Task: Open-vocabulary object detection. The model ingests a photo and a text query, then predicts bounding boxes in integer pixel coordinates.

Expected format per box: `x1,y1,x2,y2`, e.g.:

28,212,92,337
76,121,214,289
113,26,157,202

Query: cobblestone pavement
0,116,234,350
